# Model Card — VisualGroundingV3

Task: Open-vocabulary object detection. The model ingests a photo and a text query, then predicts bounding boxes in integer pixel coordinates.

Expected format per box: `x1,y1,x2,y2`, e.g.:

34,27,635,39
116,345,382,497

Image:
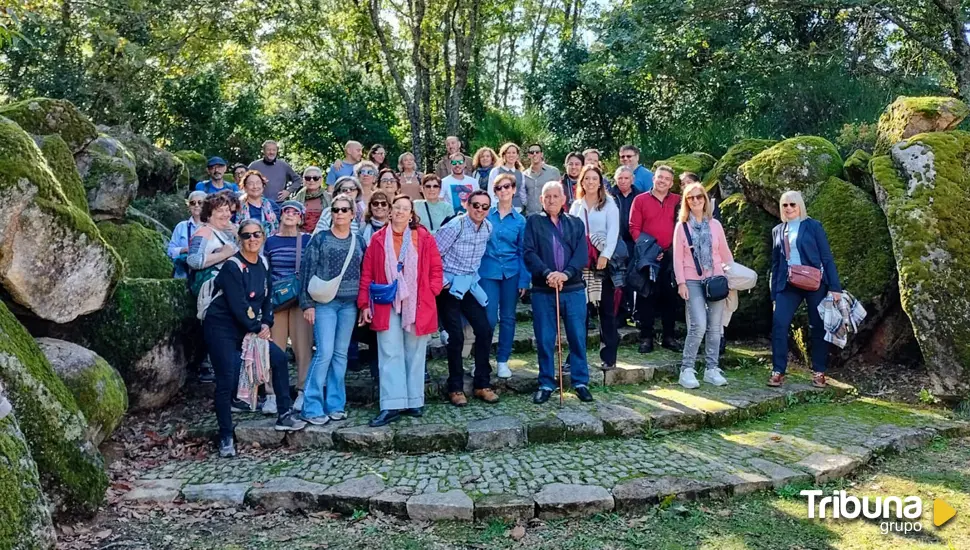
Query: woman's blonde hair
472,147,497,169
779,190,808,222
678,182,714,223
354,160,379,177
496,142,524,170
397,152,416,172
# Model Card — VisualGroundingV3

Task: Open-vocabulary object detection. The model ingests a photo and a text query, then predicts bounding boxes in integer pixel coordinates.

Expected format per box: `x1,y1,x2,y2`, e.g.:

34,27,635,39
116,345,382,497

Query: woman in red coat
358,194,444,427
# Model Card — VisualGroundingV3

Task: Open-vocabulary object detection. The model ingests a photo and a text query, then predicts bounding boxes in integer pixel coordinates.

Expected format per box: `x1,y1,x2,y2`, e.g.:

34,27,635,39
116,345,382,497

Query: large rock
97,221,173,279
175,150,207,186
704,139,777,198
652,152,717,193
36,338,128,446
739,136,843,217
842,149,874,196
0,116,120,323
871,131,970,399
0,408,57,550
718,193,775,336
34,134,88,213
105,126,187,196
131,193,188,233
125,207,173,240
0,97,97,154
0,302,108,514
75,134,139,220
874,96,969,156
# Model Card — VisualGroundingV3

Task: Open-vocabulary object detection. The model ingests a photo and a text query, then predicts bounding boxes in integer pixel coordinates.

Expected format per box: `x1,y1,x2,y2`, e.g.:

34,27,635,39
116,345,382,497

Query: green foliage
468,109,563,164
835,122,878,156
843,149,874,195
96,221,173,279
175,150,207,185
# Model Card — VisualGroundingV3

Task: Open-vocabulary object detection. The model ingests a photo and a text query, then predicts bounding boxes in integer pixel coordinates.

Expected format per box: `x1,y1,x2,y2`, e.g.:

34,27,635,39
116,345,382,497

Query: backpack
197,255,269,321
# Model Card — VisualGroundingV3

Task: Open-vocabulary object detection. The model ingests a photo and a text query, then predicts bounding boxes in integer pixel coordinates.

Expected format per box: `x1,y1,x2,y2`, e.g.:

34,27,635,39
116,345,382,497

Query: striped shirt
263,233,311,284
434,214,492,277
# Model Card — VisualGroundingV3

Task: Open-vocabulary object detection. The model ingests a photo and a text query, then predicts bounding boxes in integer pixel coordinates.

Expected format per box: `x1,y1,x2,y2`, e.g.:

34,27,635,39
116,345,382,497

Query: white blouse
569,196,620,260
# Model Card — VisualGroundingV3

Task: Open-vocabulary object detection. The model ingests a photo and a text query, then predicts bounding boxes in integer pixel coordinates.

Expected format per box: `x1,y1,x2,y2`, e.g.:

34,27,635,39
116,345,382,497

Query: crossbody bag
784,222,822,291
271,234,303,311
307,232,357,304
682,222,729,302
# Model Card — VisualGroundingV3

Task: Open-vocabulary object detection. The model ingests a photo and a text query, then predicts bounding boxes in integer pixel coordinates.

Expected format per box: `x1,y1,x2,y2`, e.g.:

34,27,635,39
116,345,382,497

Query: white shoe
497,362,512,379
261,394,277,415
439,330,449,345
679,368,700,389
703,368,728,386
293,391,304,412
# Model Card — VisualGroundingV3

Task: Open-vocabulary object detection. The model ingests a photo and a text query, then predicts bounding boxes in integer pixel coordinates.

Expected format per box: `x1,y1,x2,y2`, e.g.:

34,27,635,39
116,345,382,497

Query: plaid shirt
817,290,867,349
435,214,492,277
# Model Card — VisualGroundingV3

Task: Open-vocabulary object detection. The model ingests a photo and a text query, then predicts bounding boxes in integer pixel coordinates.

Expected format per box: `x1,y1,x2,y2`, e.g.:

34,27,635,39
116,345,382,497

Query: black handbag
682,222,729,302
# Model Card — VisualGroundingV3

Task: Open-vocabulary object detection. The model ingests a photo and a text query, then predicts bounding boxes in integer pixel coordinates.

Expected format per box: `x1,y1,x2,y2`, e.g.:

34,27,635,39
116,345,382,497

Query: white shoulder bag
307,232,357,304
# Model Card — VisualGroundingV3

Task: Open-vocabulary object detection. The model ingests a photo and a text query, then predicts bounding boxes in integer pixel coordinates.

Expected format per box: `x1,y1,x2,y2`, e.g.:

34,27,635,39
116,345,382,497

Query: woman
561,152,583,204
299,194,366,425
292,166,330,233
369,144,389,171
239,170,281,236
412,174,454,235
203,220,305,457
361,191,391,245
358,195,443,427
168,190,206,279
398,152,424,198
672,182,733,389
472,147,497,191
479,173,529,379
377,169,401,197
569,165,621,371
487,143,525,206
769,190,841,388
355,161,379,202
314,176,364,235
264,201,313,412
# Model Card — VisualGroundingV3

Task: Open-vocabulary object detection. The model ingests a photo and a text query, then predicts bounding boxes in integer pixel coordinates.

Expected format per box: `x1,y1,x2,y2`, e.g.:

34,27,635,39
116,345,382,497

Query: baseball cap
280,200,306,215
207,156,227,167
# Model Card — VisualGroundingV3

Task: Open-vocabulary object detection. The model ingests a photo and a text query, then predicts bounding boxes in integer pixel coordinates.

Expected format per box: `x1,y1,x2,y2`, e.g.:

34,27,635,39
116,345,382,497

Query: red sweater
629,191,681,250
357,225,443,336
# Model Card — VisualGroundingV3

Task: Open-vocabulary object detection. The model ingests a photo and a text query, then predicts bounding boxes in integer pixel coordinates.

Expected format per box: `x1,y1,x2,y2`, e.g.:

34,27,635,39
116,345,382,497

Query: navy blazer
770,217,841,300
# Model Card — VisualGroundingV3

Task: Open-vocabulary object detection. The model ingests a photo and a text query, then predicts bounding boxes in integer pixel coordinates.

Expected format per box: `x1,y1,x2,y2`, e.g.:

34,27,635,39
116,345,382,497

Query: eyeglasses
424,184,441,189
528,149,541,154
337,187,356,194
619,154,634,159
469,202,490,211
188,200,203,206
240,231,264,240
450,160,464,166
687,194,705,202
282,208,302,215
782,202,797,208
331,206,353,214
380,178,397,184
371,201,388,208
494,183,514,192
359,169,377,176
304,175,322,181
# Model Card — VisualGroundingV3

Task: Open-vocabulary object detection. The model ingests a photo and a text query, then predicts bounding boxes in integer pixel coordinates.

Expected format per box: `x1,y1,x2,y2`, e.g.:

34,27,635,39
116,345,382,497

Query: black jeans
437,291,493,392
638,251,676,341
204,316,293,440
598,277,620,365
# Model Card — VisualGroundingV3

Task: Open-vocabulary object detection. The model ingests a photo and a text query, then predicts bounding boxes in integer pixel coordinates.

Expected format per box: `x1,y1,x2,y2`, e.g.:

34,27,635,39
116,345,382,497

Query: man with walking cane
523,181,593,405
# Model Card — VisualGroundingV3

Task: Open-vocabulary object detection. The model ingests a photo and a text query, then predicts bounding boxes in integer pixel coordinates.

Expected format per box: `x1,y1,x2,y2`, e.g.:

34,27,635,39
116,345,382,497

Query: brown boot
767,371,785,387
812,372,827,388
474,388,500,404
449,392,468,407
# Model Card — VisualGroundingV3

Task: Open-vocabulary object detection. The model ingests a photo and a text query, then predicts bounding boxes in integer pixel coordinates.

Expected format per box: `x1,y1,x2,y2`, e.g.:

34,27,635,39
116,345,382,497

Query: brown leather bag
783,223,822,291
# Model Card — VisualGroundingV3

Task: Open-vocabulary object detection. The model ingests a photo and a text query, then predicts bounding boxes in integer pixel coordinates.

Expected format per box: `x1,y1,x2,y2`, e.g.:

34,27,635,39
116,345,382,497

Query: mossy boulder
97,221,173,279
652,152,717,193
104,126,186,196
0,302,108,515
871,131,970,400
718,193,775,337
131,193,188,232
873,96,969,156
125,206,173,239
0,406,56,550
738,136,843,218
843,149,874,196
703,139,777,198
0,97,97,154
36,338,128,447
0,116,120,323
33,134,88,213
75,134,139,220
175,150,207,186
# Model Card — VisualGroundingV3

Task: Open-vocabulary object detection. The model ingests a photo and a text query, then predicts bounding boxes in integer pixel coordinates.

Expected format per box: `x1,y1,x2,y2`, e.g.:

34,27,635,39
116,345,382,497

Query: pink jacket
672,218,734,284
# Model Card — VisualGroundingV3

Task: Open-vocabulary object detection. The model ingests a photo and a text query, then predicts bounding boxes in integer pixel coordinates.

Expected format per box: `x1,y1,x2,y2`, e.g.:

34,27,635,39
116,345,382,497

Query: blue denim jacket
479,207,531,289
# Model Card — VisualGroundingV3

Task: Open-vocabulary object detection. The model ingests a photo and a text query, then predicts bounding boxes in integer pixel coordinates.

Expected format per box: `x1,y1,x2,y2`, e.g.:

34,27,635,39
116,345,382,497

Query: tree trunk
444,0,481,137
502,36,517,108
493,33,505,106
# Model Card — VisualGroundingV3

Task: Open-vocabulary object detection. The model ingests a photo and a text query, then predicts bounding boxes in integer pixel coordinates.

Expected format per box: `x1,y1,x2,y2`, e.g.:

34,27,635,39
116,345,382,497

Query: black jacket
208,253,273,335
626,233,664,296
523,211,587,294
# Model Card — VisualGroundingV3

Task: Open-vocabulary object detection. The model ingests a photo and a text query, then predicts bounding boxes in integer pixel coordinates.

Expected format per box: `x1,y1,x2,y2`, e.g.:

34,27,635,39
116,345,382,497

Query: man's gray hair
261,139,278,149
614,165,634,179
541,181,564,196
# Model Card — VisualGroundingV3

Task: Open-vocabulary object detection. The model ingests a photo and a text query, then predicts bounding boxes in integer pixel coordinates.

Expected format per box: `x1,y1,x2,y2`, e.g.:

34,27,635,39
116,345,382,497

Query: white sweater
569,197,620,260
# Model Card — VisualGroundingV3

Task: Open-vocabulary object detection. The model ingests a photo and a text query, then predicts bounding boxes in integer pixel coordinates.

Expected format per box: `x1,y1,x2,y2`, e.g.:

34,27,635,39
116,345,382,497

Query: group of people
167,136,844,459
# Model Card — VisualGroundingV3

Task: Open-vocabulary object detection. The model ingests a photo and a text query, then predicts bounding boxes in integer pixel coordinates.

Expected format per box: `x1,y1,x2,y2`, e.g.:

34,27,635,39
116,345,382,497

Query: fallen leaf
510,525,526,541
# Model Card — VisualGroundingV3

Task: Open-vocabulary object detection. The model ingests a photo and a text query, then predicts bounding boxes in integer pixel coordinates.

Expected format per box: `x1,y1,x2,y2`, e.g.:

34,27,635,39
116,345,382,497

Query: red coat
357,225,443,336
629,191,681,250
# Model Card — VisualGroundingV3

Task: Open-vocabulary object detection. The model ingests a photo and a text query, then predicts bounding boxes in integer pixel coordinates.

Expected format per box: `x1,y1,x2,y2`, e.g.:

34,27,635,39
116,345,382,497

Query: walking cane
555,285,564,407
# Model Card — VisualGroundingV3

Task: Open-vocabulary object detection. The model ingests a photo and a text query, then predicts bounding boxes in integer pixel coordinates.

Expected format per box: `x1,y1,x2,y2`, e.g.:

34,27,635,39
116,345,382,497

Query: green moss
738,136,843,217
175,150,207,184
842,149,873,195
106,126,185,195
652,152,717,193
35,134,88,213
0,302,108,514
703,139,777,197
0,97,97,154
719,193,776,336
60,356,128,445
96,221,173,279
874,96,970,155
0,413,55,550
132,193,189,231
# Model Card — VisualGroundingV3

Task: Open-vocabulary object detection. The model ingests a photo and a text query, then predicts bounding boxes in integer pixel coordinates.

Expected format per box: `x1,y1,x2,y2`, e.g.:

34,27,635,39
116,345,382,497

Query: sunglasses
188,200,203,206
619,154,634,159
424,184,441,189
337,187,356,194
371,201,388,208
331,206,353,214
450,160,465,166
687,194,705,201
359,169,377,176
469,202,490,211
240,231,264,240
494,183,514,192
304,175,322,181
528,149,541,154
782,202,797,208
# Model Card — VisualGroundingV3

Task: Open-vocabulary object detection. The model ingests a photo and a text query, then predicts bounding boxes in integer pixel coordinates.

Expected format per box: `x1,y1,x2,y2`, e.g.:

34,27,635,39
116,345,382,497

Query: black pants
204,316,292,440
598,277,620,365
437,291,493,392
638,252,676,341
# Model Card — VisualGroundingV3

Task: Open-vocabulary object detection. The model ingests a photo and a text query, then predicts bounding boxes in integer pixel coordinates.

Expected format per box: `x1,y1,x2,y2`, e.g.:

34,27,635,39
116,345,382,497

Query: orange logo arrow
934,499,956,527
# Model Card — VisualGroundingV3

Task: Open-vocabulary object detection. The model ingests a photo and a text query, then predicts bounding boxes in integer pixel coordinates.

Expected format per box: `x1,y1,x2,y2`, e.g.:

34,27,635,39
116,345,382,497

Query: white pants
376,311,431,411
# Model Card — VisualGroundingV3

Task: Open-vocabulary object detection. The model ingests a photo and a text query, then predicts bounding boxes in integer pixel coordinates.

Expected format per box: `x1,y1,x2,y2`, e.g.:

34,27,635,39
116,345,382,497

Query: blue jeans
302,298,357,417
772,285,828,374
682,280,724,371
481,276,520,362
532,289,589,391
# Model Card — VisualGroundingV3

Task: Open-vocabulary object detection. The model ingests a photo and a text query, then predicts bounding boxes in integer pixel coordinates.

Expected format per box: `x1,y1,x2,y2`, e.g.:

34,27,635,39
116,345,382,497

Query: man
524,182,593,404
629,165,681,353
612,166,642,326
248,140,301,201
560,152,583,205
434,190,498,407
440,152,476,214
326,141,363,189
435,136,474,178
619,144,654,193
523,143,562,215
195,157,239,195
583,148,611,189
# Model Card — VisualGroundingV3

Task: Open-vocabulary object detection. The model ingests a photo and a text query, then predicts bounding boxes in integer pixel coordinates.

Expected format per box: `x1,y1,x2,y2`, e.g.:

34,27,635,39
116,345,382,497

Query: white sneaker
261,394,277,415
497,362,512,379
679,368,700,389
293,391,304,412
439,330,449,345
703,368,728,387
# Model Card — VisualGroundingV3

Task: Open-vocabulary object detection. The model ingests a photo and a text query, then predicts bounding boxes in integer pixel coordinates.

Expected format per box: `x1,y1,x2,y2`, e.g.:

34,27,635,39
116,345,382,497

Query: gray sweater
248,158,301,199
299,229,365,309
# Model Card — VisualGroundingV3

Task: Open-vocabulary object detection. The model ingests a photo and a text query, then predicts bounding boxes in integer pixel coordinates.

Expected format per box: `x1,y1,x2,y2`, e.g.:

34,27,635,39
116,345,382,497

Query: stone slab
286,423,339,450
394,423,467,453
744,457,813,488
602,363,655,386
407,490,474,521
556,410,605,440
534,483,614,519
234,418,286,447
526,417,566,444
718,472,773,496
369,489,412,518
595,403,646,437
181,482,251,505
334,425,394,453
612,477,728,512
467,416,526,450
648,408,705,432
321,475,386,514
794,453,862,484
123,478,186,504
474,494,536,522
244,477,328,511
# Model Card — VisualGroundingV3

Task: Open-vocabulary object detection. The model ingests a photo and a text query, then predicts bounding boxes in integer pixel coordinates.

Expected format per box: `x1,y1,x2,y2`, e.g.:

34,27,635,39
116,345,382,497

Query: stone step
137,399,970,522
424,322,642,360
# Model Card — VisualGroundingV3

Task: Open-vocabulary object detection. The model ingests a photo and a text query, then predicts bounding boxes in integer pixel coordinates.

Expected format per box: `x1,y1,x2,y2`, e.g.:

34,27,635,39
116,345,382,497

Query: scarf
244,196,280,236
384,226,419,332
304,187,326,201
237,333,270,408
688,214,713,272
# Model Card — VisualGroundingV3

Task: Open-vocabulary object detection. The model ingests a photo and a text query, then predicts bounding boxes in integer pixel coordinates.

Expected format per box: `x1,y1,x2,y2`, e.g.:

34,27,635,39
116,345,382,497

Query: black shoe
230,399,253,413
600,362,616,371
562,362,571,372
575,386,594,402
369,410,402,427
638,338,654,354
275,411,307,432
661,337,680,351
403,407,424,417
198,365,215,384
533,389,552,404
